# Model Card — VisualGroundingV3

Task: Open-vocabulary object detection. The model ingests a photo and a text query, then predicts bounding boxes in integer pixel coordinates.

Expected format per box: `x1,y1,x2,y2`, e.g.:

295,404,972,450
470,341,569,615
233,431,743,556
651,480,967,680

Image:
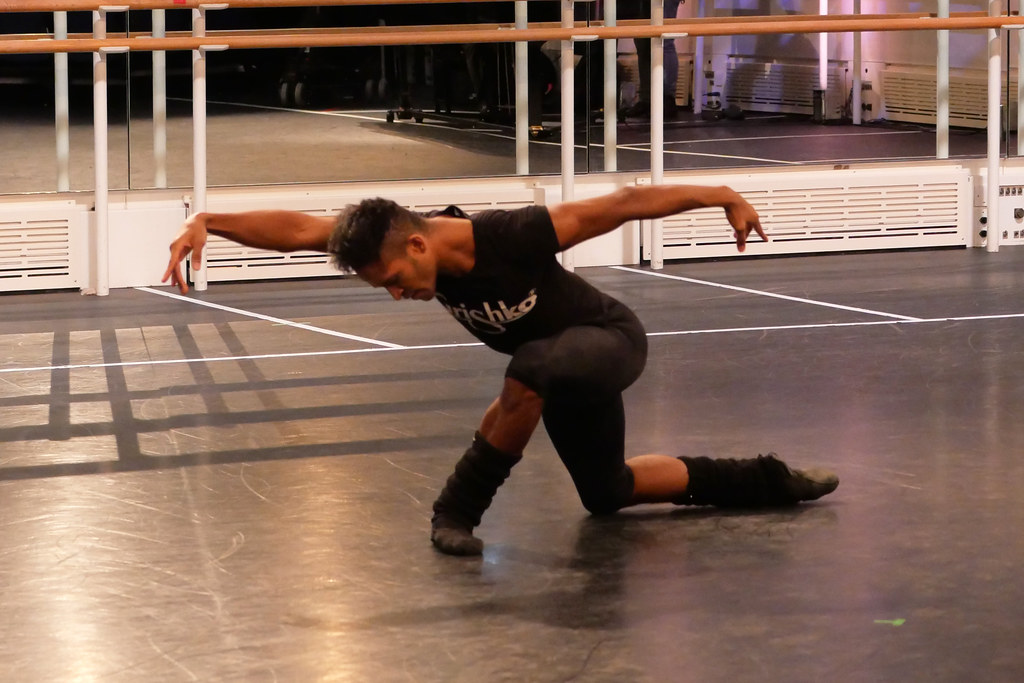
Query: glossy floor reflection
2,247,1024,682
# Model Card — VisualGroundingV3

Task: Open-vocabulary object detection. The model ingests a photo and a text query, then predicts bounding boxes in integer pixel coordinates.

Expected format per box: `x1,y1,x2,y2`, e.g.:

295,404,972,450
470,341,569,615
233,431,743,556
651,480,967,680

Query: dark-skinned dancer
164,185,838,556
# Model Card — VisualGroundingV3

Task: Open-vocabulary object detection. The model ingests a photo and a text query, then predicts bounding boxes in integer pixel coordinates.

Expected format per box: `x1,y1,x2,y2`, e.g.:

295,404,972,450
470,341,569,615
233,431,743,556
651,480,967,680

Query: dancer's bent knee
577,466,635,516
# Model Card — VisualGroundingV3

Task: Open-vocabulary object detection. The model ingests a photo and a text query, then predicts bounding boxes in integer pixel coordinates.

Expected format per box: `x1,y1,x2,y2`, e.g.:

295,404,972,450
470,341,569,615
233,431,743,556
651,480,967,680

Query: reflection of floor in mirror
0,99,527,194
0,92,996,194
2,247,1023,681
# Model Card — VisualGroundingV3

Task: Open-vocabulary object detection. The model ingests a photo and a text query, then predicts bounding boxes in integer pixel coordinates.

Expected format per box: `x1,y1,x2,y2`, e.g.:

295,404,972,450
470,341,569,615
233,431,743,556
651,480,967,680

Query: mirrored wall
0,1,1012,196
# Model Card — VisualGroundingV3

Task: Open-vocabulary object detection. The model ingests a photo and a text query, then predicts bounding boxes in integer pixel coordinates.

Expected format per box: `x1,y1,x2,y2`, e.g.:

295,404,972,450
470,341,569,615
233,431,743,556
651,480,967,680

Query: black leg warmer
430,433,522,556
676,454,839,508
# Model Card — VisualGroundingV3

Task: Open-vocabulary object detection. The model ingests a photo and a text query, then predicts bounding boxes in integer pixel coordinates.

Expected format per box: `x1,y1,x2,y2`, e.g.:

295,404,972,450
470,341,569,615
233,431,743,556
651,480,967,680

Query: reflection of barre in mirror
0,13,1022,54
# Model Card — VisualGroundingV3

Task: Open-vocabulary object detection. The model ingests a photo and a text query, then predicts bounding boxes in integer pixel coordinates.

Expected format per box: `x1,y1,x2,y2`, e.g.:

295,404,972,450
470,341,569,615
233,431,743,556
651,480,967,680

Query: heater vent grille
0,204,84,292
724,61,845,114
648,166,970,260
881,67,1018,129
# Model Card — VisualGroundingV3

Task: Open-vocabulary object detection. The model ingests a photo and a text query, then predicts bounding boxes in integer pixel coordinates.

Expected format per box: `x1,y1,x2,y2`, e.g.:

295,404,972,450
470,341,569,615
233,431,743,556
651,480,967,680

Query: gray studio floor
1,53,1020,681
3,246,1024,681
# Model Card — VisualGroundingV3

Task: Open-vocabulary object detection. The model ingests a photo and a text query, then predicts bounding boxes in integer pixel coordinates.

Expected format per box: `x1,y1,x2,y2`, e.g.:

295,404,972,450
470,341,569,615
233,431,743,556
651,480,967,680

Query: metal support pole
515,1,529,175
55,11,70,191
92,6,128,297
987,0,1001,253
938,0,950,159
93,11,108,296
852,0,862,126
819,0,828,94
1001,20,1024,156
603,0,617,171
1017,26,1024,157
650,0,664,270
191,4,228,291
693,0,705,116
815,0,828,125
153,9,168,187
560,0,575,271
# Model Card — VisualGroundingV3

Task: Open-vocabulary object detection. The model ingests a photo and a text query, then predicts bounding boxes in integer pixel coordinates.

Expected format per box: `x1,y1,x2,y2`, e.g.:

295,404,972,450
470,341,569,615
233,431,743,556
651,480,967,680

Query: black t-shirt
434,205,622,355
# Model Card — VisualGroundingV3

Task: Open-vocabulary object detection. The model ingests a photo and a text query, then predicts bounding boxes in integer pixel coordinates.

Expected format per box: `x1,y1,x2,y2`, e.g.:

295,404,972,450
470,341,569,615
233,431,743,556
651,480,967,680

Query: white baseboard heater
0,200,86,293
645,165,971,261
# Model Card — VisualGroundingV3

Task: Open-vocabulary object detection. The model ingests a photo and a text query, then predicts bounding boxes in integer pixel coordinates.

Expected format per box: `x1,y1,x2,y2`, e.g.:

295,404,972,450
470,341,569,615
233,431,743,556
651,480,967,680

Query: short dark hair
327,198,425,272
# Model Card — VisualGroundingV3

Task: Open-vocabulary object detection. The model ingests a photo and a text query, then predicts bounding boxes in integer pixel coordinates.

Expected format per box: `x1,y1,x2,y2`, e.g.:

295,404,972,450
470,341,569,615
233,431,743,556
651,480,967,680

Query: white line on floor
187,97,384,123
611,266,924,321
661,129,927,147
136,286,405,349
196,98,506,132
615,145,800,164
648,319,911,336
649,311,1024,336
5,313,1024,376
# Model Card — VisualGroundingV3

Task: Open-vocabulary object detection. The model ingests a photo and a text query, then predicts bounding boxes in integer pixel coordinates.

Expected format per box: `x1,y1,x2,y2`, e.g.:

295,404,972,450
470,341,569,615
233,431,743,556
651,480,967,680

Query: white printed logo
436,289,538,334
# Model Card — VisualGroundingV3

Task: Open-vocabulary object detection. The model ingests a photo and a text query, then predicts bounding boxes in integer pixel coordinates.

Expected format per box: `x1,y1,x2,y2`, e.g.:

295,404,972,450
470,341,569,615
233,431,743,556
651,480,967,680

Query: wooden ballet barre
1,13,986,41
660,12,986,28
0,0,992,14
1,13,1023,55
14,23,510,42
12,15,942,44
0,0,518,10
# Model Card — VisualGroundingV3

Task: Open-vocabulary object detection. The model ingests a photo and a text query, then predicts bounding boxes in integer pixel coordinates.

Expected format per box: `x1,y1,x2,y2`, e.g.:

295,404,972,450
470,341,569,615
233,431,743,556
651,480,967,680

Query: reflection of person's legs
663,0,680,114
634,37,652,108
617,0,650,112
463,43,482,104
624,0,681,116
527,42,556,135
472,43,502,114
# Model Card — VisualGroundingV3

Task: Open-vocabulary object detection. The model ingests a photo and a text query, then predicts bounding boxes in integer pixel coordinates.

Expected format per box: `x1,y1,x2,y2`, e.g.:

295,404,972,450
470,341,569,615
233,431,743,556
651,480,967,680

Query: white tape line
137,286,405,348
6,313,1024,376
612,266,924,321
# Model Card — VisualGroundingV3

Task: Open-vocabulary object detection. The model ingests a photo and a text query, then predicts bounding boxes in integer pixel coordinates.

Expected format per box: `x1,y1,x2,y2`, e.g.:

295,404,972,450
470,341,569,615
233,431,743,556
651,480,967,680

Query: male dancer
164,184,838,556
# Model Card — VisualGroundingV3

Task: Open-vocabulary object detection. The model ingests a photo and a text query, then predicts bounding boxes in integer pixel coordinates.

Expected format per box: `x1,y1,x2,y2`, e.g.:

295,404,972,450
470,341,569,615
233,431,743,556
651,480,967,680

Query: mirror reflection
0,1,1010,196
191,3,575,186
1,11,130,194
